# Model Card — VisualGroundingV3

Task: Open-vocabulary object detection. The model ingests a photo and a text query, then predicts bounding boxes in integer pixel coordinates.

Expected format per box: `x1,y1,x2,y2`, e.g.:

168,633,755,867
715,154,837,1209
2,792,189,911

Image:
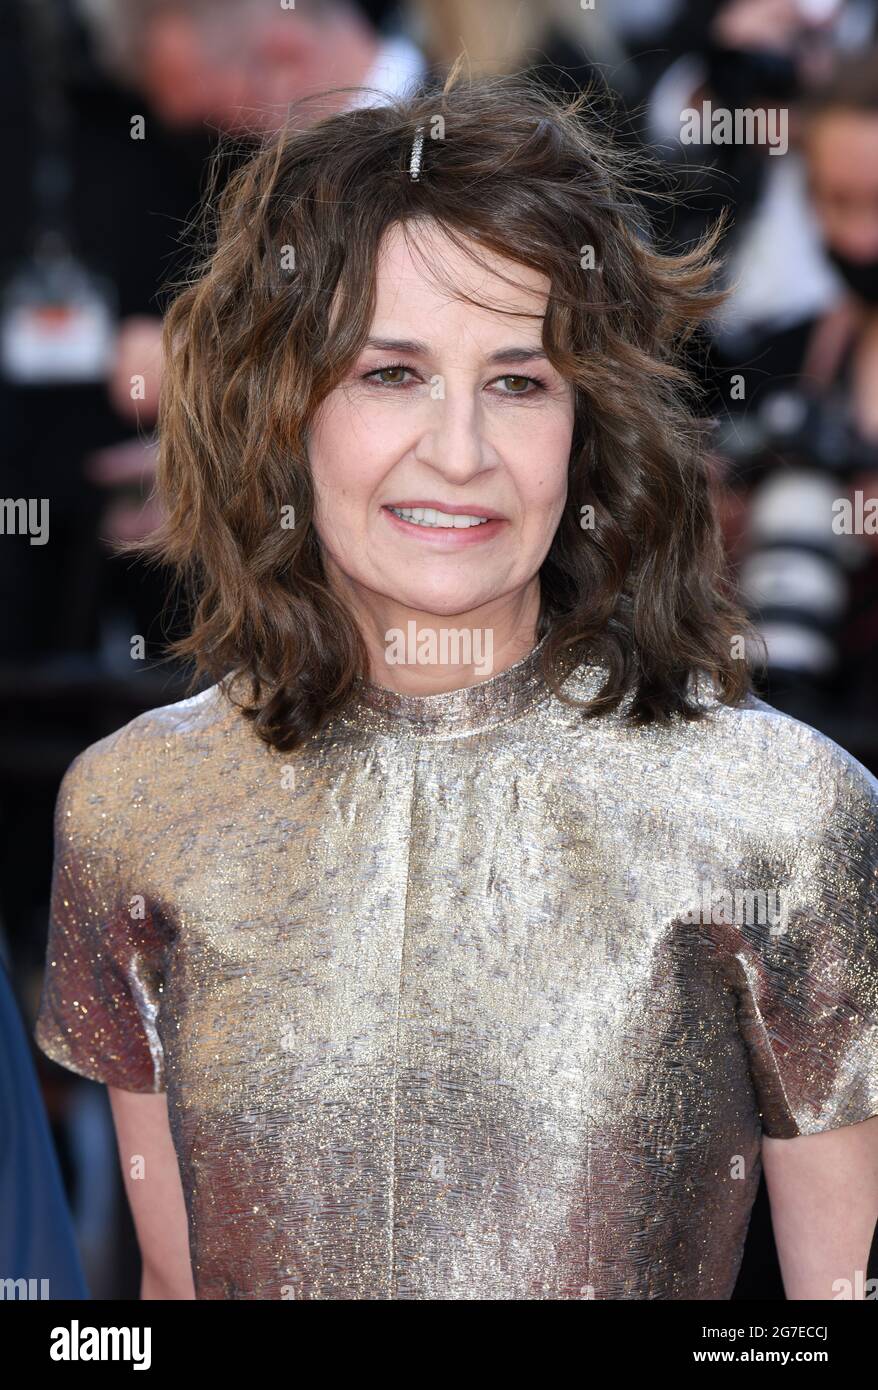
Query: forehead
808,111,878,185
371,220,552,328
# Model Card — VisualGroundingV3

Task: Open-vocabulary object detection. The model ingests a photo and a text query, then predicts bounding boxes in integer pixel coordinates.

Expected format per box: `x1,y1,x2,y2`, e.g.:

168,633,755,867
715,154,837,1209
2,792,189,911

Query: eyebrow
362,337,550,365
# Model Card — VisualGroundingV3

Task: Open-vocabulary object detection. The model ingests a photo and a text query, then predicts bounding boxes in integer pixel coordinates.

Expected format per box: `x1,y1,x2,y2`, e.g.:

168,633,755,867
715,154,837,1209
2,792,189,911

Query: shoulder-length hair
128,65,758,752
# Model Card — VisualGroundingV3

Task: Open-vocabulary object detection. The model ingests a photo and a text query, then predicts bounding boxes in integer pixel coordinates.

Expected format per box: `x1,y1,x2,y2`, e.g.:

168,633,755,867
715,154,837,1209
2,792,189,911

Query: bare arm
107,1087,195,1300
763,1114,878,1299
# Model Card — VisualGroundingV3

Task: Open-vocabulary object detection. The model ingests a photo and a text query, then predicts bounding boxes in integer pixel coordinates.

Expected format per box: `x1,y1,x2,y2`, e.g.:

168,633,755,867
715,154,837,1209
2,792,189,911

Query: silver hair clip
409,124,425,181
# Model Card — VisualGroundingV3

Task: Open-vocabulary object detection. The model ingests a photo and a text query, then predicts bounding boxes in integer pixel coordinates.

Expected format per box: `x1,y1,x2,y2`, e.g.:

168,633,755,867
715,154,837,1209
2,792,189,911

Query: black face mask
827,247,878,306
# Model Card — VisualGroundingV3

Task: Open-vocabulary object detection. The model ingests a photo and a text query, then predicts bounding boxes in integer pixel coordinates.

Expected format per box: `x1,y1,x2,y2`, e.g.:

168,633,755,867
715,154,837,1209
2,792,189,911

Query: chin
384,591,498,619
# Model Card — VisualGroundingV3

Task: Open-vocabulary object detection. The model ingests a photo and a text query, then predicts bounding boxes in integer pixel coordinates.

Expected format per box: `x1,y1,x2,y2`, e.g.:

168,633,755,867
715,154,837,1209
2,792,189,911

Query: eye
364,363,414,387
494,374,545,396
361,364,549,397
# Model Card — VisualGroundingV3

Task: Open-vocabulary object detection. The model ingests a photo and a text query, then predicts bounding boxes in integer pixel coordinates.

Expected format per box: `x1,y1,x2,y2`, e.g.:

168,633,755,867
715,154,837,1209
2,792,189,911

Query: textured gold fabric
34,636,878,1299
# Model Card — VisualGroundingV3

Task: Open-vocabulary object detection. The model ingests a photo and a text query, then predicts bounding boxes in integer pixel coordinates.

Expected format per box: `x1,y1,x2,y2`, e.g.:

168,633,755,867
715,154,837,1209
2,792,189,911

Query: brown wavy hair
128,64,758,752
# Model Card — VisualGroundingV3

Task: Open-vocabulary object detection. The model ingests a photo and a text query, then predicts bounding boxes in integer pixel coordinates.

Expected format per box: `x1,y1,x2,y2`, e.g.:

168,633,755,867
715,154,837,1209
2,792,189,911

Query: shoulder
705,689,877,790
690,686,878,844
563,660,878,841
55,681,236,843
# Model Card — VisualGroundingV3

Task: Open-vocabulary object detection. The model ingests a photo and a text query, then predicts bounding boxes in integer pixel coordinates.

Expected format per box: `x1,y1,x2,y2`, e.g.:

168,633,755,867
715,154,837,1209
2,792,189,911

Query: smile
381,504,505,545
387,505,490,529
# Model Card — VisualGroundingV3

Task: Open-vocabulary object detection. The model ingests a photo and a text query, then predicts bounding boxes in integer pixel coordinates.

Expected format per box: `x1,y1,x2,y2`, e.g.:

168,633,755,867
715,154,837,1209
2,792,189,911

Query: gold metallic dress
34,635,878,1299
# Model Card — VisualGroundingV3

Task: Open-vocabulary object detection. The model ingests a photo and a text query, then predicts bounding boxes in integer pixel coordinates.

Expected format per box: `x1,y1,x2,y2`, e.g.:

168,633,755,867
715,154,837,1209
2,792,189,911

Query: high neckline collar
340,632,581,740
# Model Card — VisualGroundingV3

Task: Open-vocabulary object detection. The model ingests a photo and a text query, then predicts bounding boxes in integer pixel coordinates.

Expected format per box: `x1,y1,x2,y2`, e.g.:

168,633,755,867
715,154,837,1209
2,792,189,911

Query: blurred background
3,0,878,1298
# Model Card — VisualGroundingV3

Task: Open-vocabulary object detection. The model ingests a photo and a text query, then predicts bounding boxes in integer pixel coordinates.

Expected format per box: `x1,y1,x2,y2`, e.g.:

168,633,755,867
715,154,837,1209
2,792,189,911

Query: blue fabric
0,957,89,1298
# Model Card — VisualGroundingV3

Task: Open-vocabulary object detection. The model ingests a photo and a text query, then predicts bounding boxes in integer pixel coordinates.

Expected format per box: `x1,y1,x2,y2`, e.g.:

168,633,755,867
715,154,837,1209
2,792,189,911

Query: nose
412,379,498,484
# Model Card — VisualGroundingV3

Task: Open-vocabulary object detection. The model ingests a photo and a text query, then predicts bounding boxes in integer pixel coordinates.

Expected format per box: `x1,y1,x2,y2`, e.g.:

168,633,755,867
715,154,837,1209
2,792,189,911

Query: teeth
388,506,491,528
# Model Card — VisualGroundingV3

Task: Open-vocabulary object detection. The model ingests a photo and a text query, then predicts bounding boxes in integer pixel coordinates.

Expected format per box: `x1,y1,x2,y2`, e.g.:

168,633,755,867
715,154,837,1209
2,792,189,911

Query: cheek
309,400,385,507
514,415,572,512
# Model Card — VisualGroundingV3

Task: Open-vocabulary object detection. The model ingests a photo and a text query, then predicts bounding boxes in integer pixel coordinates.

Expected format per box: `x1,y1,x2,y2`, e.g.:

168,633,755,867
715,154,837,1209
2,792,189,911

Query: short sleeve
34,742,167,1093
734,740,878,1139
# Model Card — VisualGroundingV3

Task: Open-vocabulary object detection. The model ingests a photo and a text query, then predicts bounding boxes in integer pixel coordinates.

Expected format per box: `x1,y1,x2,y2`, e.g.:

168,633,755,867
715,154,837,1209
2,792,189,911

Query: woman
34,70,878,1300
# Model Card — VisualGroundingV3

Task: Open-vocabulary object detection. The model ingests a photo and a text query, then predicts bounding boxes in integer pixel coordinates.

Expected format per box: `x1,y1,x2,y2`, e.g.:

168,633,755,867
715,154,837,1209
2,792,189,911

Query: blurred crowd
2,0,878,1298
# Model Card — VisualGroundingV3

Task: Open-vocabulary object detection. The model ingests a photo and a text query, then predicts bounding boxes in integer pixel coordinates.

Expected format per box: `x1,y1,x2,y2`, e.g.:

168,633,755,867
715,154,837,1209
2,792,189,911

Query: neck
343,627,573,742
334,581,544,695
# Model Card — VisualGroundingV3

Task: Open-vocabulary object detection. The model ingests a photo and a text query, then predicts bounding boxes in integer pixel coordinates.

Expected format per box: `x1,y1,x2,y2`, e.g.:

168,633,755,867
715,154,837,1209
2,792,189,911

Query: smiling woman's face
307,219,576,637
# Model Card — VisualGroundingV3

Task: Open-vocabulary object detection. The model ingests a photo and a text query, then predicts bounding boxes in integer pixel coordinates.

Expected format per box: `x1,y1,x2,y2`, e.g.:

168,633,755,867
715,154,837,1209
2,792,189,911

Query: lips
381,504,505,544
383,499,506,520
